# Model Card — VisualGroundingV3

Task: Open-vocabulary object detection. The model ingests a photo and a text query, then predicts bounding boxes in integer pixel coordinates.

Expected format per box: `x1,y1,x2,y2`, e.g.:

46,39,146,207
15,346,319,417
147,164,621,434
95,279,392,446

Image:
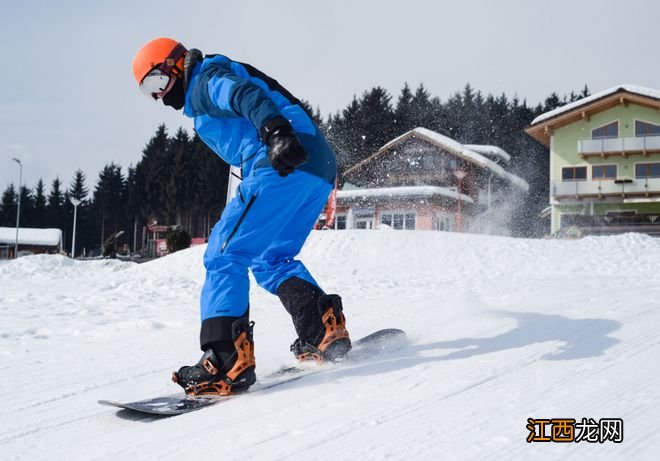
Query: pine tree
18,185,35,228
47,177,67,233
33,179,47,228
1,184,17,227
47,178,65,210
331,96,363,176
168,127,193,226
69,169,89,202
126,164,145,252
410,84,434,131
359,86,396,157
94,163,126,245
394,83,414,134
140,124,170,223
543,93,562,112
331,87,396,181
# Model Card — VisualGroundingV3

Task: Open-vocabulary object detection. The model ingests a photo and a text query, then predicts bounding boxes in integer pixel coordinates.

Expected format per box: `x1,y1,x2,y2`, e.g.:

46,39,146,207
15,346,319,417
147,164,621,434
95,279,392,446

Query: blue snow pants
199,167,332,345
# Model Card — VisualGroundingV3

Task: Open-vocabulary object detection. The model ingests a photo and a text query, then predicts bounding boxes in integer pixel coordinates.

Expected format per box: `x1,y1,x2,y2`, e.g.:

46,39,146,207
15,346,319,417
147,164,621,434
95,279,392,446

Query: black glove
260,117,308,177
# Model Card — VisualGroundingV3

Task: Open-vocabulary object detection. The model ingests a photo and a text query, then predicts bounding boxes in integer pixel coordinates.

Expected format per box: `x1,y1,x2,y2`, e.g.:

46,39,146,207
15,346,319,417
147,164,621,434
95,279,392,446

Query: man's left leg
251,175,351,362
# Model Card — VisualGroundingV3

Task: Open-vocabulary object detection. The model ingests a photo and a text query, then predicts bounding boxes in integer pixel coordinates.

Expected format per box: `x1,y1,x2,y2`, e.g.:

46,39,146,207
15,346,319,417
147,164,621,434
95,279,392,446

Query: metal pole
457,176,463,233
453,170,467,233
70,198,81,258
488,174,492,211
72,203,78,258
12,158,22,258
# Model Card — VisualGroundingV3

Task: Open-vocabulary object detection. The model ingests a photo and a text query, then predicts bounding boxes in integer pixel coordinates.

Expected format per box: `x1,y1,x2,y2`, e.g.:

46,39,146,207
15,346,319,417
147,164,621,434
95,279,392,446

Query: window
405,213,415,230
336,216,346,230
433,215,453,231
562,166,587,181
393,213,404,229
381,212,416,230
635,162,660,178
591,121,619,139
635,120,660,137
592,165,617,180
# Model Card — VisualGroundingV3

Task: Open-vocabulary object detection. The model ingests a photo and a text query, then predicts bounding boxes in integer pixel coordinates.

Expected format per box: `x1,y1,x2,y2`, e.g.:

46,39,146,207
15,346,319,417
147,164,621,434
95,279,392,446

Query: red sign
148,224,169,233
325,181,338,228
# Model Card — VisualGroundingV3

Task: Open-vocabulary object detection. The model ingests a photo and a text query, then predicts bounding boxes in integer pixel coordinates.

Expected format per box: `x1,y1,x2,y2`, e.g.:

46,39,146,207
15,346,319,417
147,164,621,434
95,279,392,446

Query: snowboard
99,328,406,416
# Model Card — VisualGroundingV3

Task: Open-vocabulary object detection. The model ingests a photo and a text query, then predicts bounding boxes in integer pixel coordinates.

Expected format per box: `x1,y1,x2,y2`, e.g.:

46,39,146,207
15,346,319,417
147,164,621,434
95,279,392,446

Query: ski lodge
0,227,63,259
526,84,660,237
321,128,528,234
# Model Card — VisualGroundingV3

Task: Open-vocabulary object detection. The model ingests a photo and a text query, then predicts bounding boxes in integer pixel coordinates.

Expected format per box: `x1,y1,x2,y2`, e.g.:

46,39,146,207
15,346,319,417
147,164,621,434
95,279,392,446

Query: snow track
1,231,659,460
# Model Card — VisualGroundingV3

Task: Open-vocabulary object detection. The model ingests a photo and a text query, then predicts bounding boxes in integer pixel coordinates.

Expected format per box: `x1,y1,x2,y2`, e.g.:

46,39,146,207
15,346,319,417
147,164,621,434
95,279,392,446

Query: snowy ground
1,230,659,460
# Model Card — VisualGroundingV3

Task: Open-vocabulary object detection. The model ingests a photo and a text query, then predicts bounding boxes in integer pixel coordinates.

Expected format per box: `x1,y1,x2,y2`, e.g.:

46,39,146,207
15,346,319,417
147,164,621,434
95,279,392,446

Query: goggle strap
159,43,187,77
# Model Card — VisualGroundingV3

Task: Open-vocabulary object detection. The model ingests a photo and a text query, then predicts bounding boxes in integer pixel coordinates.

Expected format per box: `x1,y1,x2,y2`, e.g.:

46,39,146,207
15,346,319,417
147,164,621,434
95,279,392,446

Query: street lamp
12,158,22,258
70,197,81,258
453,170,467,233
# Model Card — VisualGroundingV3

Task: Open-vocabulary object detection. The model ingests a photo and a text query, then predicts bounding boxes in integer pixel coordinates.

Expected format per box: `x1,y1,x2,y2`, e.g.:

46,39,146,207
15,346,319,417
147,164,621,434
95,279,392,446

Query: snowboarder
131,38,351,396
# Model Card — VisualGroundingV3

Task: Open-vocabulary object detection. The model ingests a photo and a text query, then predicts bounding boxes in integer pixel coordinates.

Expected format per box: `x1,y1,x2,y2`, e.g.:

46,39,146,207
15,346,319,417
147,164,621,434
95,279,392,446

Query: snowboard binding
291,294,351,363
172,319,256,396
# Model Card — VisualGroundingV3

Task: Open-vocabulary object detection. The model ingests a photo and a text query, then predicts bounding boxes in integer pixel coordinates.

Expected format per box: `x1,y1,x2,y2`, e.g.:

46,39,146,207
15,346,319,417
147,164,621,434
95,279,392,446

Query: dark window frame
635,120,660,137
562,166,588,182
635,162,660,179
592,164,617,180
591,121,619,139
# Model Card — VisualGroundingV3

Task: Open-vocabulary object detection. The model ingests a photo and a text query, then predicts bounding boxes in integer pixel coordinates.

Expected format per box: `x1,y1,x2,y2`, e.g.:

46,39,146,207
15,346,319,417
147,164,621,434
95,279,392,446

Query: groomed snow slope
1,231,659,460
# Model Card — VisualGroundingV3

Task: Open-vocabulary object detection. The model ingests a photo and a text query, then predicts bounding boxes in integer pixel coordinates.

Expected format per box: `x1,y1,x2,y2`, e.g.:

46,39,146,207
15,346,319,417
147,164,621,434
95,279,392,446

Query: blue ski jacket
183,54,336,183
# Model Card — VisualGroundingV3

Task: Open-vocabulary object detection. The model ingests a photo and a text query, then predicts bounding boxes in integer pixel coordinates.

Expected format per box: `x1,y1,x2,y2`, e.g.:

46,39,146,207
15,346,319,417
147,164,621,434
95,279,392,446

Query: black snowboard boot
172,318,256,396
277,277,351,363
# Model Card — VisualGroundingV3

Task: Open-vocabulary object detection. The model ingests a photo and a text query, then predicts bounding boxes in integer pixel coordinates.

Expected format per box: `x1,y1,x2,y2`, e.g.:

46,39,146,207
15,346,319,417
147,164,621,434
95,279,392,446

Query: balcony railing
561,213,660,236
562,213,660,227
578,135,660,156
552,177,660,198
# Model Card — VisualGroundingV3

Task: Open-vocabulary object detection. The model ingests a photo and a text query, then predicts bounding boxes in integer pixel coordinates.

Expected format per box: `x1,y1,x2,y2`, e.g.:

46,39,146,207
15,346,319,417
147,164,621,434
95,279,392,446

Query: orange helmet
132,37,187,84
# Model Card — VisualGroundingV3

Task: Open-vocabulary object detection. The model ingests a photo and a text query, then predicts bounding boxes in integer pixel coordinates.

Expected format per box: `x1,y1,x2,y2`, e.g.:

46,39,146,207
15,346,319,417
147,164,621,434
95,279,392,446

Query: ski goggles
139,43,187,100
139,69,175,100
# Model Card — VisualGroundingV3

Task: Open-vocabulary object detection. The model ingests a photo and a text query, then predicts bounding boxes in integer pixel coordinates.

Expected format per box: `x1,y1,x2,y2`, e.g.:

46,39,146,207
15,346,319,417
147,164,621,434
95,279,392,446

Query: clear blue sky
2,0,659,193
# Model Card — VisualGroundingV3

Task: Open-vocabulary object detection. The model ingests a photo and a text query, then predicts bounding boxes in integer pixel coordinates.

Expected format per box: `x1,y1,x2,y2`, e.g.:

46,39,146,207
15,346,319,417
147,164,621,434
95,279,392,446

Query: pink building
322,128,528,234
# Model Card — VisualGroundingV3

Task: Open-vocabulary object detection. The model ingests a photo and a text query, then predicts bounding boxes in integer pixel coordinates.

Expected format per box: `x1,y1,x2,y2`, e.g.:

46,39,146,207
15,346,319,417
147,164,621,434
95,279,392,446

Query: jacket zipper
221,194,257,253
239,152,258,180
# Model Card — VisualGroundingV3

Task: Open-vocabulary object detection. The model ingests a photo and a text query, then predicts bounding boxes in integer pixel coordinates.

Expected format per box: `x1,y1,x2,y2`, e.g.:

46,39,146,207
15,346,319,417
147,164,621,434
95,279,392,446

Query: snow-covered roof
367,128,528,191
463,144,511,163
337,185,474,204
531,84,660,125
0,227,62,247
